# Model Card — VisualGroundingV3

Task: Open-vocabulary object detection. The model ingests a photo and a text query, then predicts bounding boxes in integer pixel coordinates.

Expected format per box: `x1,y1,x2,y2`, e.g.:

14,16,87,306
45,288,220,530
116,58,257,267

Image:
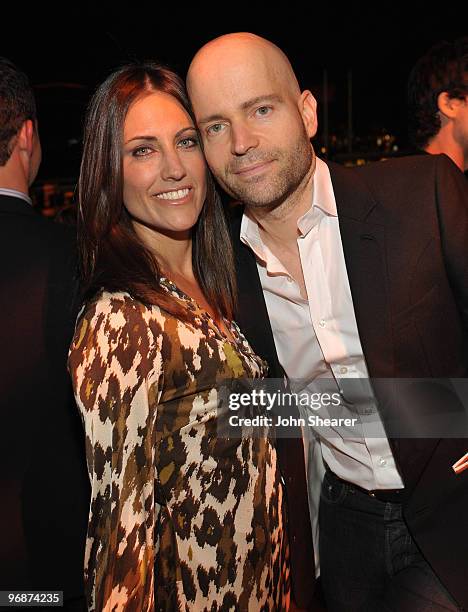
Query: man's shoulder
331,154,466,208
350,153,455,183
0,205,76,253
41,217,76,251
0,209,77,292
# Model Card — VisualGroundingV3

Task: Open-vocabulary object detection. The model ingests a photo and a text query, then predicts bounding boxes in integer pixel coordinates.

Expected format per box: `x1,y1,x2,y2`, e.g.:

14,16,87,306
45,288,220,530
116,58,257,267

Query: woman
68,62,290,611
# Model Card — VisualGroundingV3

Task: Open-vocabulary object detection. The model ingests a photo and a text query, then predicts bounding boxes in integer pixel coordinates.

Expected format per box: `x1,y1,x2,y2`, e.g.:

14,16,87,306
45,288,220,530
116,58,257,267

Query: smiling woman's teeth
156,188,190,200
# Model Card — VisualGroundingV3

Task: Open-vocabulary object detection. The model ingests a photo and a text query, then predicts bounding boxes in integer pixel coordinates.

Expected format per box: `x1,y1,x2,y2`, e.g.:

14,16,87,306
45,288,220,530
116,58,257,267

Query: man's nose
230,122,259,156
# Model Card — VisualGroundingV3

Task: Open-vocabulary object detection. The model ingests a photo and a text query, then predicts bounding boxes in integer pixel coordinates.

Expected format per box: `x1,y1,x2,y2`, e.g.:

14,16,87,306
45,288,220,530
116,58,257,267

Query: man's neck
0,167,30,196
425,132,465,172
247,156,316,246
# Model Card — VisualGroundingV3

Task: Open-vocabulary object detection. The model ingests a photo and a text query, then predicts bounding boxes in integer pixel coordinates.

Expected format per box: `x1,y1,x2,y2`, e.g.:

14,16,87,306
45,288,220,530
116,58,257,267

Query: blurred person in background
0,57,89,611
408,37,468,173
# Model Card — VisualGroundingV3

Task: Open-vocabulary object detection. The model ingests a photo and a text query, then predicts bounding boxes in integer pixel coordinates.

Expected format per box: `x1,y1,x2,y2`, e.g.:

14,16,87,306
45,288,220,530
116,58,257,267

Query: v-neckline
159,277,239,346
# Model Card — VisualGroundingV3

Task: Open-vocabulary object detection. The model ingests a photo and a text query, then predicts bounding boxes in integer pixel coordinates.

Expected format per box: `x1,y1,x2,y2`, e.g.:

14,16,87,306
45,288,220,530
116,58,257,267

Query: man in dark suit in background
0,58,89,611
187,34,468,611
408,37,468,173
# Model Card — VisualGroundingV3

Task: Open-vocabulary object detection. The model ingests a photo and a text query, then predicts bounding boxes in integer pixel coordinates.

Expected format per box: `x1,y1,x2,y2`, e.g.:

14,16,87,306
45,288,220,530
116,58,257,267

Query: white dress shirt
240,157,404,572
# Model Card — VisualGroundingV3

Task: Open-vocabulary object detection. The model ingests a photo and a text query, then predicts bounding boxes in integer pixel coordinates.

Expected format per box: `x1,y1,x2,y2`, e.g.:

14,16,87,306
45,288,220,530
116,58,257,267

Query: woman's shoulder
73,290,155,349
70,290,164,370
78,290,161,326
73,289,179,349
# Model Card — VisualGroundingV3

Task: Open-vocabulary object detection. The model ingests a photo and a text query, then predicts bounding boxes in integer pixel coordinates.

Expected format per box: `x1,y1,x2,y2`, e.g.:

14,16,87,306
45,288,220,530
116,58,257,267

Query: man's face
189,59,316,210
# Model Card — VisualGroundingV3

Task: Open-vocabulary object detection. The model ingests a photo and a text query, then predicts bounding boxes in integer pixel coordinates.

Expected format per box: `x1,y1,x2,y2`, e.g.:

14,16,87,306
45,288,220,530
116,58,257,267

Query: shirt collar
0,188,32,206
240,156,338,256
296,157,337,236
241,208,262,252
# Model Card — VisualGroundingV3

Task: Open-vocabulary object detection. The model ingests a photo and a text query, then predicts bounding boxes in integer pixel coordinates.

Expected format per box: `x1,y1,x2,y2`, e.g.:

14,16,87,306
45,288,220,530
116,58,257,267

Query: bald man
188,34,468,611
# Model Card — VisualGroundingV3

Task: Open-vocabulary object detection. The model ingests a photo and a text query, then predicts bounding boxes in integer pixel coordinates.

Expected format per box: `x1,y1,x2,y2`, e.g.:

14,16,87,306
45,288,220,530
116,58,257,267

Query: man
408,37,468,172
187,34,468,611
0,58,89,610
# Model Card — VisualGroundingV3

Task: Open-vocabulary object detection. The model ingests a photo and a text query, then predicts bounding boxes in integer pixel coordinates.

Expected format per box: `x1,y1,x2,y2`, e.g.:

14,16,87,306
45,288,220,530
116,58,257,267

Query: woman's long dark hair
78,61,236,321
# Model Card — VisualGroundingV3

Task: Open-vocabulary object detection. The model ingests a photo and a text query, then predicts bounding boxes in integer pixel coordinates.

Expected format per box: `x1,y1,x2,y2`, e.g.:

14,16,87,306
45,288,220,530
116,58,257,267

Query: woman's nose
160,150,187,182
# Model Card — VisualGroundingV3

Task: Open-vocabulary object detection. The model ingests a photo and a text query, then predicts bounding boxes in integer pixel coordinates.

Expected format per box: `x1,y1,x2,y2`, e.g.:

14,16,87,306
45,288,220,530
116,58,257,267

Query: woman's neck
132,220,194,278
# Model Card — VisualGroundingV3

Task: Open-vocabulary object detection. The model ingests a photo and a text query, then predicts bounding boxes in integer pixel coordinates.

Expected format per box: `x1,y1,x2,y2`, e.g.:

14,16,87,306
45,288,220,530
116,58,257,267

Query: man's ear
16,119,35,157
298,90,318,139
437,92,466,120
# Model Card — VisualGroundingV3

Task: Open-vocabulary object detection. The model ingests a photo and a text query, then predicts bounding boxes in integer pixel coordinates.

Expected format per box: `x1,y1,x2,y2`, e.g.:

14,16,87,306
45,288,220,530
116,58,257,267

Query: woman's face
122,90,207,239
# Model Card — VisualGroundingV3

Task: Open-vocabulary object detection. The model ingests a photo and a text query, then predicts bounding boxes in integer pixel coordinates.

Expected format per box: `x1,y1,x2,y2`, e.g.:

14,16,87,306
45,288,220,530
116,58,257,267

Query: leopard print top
68,278,290,611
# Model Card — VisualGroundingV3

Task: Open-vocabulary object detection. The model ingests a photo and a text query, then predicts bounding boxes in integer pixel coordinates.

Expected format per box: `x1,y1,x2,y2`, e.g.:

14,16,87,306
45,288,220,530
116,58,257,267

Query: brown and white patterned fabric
68,278,290,611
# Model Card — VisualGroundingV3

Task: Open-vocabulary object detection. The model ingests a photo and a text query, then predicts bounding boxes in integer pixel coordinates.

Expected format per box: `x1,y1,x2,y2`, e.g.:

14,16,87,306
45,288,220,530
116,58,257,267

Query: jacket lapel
229,206,284,379
328,162,394,379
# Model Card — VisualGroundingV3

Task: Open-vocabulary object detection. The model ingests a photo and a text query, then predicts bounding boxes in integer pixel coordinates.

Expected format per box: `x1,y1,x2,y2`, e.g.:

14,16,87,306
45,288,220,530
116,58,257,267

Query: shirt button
340,366,348,374
319,319,326,328
379,457,387,467
286,276,293,283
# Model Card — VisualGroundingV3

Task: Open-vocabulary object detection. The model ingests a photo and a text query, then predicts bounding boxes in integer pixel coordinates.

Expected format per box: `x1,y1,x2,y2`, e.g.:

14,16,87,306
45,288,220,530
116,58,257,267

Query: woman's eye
132,146,153,157
178,137,198,148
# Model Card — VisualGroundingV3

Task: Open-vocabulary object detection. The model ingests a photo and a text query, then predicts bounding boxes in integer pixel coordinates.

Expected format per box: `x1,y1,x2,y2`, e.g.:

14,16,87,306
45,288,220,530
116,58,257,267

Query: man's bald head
186,33,317,212
187,33,301,103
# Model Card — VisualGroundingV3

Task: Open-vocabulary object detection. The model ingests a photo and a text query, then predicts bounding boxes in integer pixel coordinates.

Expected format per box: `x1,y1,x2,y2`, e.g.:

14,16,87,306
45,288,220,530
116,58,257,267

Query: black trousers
318,468,461,612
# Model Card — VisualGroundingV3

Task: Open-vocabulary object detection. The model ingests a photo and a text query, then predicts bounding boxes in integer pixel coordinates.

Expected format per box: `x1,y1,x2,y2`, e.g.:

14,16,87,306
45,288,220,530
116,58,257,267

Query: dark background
2,3,467,183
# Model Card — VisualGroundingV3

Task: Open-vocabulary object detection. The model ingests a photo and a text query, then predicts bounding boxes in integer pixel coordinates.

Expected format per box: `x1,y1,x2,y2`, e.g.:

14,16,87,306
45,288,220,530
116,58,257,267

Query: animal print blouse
68,278,290,611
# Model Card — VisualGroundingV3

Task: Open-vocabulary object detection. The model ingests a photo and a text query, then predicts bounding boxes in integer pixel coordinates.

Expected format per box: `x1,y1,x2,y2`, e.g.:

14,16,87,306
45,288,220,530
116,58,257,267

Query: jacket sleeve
68,294,163,612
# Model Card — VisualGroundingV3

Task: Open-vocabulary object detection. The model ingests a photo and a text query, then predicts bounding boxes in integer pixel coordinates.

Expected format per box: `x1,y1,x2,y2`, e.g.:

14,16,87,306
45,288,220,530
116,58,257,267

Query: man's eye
256,106,271,116
207,123,225,136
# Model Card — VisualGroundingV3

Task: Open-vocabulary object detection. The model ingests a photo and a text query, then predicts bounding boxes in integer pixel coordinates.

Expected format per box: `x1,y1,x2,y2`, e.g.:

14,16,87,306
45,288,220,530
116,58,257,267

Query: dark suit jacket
0,195,89,611
231,154,468,608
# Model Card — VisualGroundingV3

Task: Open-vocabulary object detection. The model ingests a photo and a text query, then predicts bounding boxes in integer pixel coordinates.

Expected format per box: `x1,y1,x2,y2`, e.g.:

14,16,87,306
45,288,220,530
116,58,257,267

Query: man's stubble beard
217,132,314,211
